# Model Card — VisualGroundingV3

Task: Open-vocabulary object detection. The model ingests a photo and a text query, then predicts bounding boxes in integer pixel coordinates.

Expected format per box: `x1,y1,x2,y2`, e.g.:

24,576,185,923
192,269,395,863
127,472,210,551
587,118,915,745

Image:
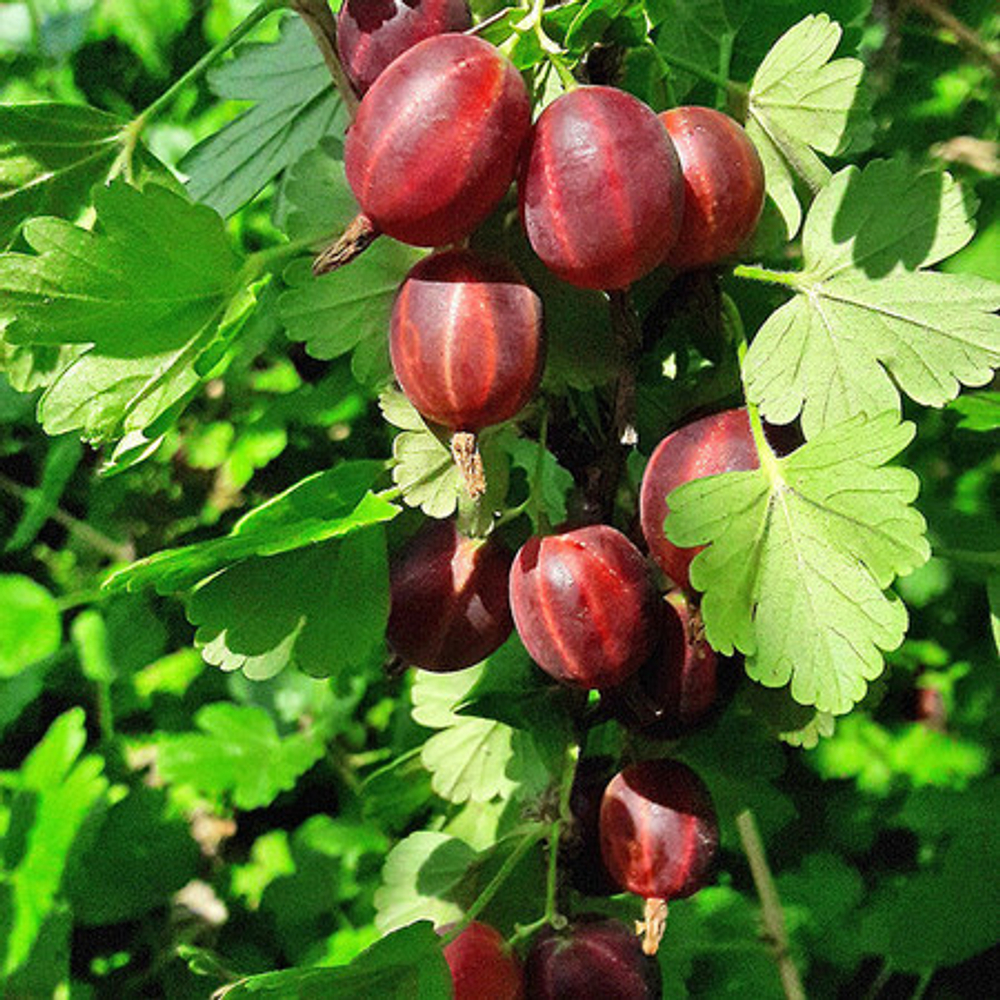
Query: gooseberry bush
0,0,997,996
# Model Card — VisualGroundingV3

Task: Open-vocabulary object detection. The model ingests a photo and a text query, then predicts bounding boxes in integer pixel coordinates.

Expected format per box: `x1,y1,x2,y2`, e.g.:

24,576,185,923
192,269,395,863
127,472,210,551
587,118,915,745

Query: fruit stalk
735,809,805,1000
292,0,361,116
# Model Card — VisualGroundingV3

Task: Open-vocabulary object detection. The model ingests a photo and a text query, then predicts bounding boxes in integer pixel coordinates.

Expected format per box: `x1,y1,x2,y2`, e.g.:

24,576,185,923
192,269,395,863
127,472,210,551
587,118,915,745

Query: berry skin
524,917,662,999
519,86,684,290
337,0,472,95
606,590,718,739
639,408,758,592
390,249,544,432
599,759,719,901
345,34,531,247
443,921,524,1000
509,524,659,690
659,106,765,270
387,519,513,672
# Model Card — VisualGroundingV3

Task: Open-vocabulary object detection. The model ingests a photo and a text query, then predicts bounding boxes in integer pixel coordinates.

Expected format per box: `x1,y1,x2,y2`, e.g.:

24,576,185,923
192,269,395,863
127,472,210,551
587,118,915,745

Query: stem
608,289,641,446
911,969,933,1000
442,826,547,942
532,408,550,534
657,49,747,103
292,0,361,117
736,809,805,1000
242,232,328,281
542,739,580,925
725,299,780,480
907,0,1000,76
0,473,133,562
732,264,802,290
134,0,289,129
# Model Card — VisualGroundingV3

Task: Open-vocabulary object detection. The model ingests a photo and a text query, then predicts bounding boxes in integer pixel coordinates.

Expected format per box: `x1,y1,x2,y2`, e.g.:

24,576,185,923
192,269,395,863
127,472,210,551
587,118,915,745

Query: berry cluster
338,5,764,992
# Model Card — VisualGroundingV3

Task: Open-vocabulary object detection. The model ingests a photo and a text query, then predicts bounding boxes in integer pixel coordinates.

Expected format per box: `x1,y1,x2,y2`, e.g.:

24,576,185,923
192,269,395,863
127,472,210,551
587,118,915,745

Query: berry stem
731,264,802,289
735,809,805,1000
441,824,547,944
291,0,360,118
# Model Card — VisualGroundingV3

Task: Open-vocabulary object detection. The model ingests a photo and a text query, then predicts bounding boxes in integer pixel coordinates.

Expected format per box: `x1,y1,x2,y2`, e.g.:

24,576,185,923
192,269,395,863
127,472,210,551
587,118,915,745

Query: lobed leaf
0,575,61,678
746,14,868,237
0,103,124,249
744,161,999,438
104,460,398,593
665,412,930,714
217,922,451,999
180,16,345,218
188,527,390,681
0,181,240,357
155,703,325,810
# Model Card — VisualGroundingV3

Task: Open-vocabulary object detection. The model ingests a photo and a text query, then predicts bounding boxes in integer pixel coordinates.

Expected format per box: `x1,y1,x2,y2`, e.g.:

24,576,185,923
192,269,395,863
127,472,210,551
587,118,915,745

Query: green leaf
650,0,742,101
665,412,930,713
744,161,998,438
0,574,60,678
746,14,869,238
189,526,389,680
0,708,108,977
373,832,477,934
949,390,1000,431
0,103,125,249
155,703,325,810
0,180,241,356
989,573,1000,656
91,0,192,75
810,714,989,795
218,922,452,999
181,16,345,218
64,787,199,925
412,666,543,804
104,460,398,593
279,240,424,388
498,430,574,532
858,780,1000,972
279,137,358,242
5,435,81,552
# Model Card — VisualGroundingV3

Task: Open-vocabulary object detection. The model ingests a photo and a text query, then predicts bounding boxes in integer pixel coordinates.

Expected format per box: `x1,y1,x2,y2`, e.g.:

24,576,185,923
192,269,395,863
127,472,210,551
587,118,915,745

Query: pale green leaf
0,103,124,249
279,240,424,388
373,832,477,934
280,137,357,241
411,667,529,804
391,427,462,520
0,180,240,356
155,703,325,810
0,575,60,678
744,161,999,438
498,429,574,532
665,412,930,713
104,460,398,593
189,527,389,680
746,14,868,237
181,16,345,218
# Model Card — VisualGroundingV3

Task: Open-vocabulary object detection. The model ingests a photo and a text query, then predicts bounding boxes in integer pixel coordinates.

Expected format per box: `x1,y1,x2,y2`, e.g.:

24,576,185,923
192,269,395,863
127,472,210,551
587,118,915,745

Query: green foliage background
0,0,997,996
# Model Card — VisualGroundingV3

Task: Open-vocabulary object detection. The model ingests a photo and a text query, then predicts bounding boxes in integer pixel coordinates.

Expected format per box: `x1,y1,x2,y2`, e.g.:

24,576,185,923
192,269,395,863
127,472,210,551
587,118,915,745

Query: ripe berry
519,86,684,290
337,0,472,95
606,590,718,739
509,524,658,690
390,249,545,432
639,408,758,592
599,759,719,902
659,106,765,270
524,917,662,999
443,921,524,1000
345,34,531,247
387,518,513,672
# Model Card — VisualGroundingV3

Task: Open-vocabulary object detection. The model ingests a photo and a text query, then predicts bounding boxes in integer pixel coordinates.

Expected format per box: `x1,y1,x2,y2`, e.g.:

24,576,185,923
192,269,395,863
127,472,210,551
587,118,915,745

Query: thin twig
0,472,133,562
906,0,1000,76
736,808,806,1000
292,0,361,117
